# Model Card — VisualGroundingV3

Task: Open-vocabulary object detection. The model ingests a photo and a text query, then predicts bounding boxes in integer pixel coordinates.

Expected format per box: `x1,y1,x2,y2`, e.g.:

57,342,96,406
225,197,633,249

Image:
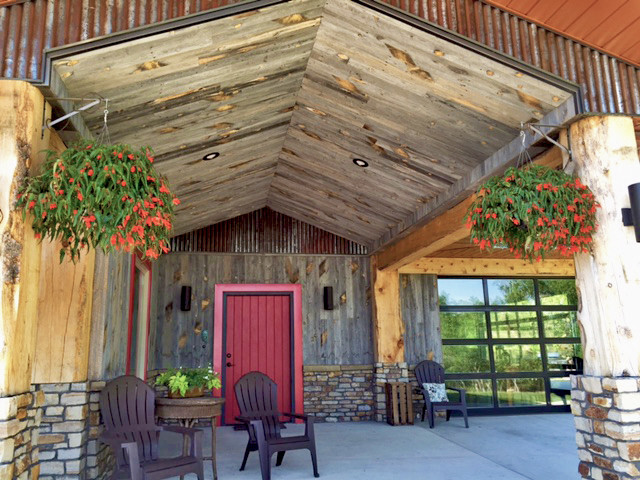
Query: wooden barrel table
155,396,225,480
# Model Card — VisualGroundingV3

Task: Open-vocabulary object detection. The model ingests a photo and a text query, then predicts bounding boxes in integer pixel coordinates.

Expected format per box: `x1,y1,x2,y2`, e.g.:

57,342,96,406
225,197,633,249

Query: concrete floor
160,413,578,480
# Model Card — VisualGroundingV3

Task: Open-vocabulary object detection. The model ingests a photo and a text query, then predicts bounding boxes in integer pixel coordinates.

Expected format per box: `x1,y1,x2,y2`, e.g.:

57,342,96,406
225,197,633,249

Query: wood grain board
53,0,326,236
149,253,373,367
52,0,574,247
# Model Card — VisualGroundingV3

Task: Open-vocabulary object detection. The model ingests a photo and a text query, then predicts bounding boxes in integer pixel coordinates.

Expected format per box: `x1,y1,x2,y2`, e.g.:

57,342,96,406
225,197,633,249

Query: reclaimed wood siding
400,274,442,365
89,251,133,380
149,253,372,369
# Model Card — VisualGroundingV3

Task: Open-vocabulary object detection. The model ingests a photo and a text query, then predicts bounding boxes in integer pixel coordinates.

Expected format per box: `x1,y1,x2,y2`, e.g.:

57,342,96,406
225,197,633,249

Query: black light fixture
622,182,640,242
353,158,369,168
323,286,334,310
202,152,220,161
180,285,192,311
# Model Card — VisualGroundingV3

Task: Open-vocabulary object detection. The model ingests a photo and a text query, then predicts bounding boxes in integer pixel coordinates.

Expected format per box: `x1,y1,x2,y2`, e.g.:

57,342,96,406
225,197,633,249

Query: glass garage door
438,277,580,414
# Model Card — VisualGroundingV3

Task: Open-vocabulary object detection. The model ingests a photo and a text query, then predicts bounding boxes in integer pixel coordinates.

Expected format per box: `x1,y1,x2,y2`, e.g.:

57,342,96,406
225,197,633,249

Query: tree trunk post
371,256,408,421
569,115,640,479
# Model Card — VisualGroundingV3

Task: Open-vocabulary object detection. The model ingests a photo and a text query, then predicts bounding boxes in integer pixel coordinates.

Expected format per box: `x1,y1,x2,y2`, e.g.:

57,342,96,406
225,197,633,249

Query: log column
569,115,640,480
371,256,408,421
0,80,49,479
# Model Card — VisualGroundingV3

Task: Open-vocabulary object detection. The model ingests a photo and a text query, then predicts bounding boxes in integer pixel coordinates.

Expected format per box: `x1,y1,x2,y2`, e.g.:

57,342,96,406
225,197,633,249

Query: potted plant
155,366,222,398
465,165,600,262
16,139,179,262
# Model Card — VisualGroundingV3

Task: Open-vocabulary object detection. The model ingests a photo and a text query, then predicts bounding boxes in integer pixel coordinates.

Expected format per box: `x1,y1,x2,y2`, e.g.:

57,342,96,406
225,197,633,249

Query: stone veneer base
572,375,640,479
303,365,374,422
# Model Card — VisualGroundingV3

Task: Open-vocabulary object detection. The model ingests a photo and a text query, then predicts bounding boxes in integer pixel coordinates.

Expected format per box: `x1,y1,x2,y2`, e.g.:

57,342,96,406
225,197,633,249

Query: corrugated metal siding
1,0,639,113
170,207,369,255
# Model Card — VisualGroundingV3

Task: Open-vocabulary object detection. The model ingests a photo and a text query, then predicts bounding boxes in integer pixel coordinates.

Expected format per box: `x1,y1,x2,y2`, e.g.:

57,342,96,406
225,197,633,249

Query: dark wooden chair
99,375,204,480
234,371,319,480
414,360,469,429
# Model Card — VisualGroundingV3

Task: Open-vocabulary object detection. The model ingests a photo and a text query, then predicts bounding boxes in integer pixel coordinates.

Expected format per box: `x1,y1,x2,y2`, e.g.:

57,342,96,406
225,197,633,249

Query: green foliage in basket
155,366,221,397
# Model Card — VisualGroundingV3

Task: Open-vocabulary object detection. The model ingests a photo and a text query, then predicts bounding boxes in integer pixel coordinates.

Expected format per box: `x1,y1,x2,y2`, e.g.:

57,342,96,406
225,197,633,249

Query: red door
223,293,292,425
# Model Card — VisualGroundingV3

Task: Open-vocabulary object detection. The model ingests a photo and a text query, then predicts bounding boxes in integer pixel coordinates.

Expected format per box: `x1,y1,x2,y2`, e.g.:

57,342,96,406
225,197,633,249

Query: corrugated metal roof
170,207,369,254
485,0,640,67
0,0,638,113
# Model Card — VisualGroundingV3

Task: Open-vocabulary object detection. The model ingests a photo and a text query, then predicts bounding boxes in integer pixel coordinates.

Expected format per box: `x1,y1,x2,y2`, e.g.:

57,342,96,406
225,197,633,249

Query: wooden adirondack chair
100,375,204,480
415,360,469,429
234,371,319,480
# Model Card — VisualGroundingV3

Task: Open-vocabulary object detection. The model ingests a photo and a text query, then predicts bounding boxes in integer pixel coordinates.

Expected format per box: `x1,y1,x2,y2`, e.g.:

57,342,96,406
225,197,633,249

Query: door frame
213,284,303,422
125,254,152,380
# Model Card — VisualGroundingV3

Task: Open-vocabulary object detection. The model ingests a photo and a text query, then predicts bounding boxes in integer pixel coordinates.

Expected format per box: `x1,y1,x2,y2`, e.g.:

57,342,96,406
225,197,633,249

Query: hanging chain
97,98,111,145
515,122,533,169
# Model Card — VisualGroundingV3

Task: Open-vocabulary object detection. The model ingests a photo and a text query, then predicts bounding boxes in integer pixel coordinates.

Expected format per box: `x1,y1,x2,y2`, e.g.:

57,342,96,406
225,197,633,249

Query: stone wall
373,363,410,422
572,375,640,479
37,381,110,480
303,365,374,422
0,389,44,480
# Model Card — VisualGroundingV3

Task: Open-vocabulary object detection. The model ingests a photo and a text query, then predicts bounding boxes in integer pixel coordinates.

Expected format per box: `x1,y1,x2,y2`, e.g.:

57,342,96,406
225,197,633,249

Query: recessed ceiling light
202,152,220,161
353,158,369,168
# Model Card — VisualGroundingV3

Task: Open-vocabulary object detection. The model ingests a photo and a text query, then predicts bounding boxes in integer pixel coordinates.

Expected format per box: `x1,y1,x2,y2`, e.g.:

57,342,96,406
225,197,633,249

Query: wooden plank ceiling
51,0,574,245
485,0,640,67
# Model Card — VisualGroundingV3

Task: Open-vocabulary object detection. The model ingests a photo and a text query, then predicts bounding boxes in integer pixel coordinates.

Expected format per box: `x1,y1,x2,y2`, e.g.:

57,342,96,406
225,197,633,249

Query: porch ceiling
48,0,577,245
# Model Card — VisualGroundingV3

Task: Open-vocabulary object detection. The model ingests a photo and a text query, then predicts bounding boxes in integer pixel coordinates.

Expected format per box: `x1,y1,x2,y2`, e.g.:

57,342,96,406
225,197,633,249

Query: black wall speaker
323,286,334,310
180,286,192,311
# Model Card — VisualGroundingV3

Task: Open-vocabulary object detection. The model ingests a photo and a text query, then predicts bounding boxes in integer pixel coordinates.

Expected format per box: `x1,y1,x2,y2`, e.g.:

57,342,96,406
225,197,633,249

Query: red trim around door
214,284,303,420
125,254,152,379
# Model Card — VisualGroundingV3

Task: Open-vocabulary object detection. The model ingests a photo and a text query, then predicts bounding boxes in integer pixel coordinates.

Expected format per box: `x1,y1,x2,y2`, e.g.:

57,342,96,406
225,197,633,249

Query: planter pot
168,387,204,399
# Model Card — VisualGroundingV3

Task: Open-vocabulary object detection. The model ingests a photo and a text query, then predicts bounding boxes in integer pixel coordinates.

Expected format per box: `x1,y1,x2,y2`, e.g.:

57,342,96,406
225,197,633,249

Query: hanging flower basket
465,165,600,262
16,139,180,262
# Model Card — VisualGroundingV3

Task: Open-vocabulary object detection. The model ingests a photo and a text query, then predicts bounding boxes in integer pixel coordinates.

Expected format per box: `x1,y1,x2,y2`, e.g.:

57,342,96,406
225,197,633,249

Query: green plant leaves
465,165,600,262
155,366,221,396
16,139,180,262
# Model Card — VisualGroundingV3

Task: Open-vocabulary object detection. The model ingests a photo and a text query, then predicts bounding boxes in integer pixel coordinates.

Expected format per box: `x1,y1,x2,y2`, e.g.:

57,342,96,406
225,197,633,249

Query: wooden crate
385,382,414,426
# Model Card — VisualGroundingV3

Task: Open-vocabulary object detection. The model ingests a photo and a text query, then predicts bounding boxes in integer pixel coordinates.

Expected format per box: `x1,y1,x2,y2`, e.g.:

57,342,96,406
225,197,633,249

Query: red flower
77,192,83,201
128,154,135,160
42,211,47,219
131,166,136,173
121,181,127,187
88,169,94,176
35,233,41,239
172,198,181,205
69,178,75,183
49,203,57,210
28,201,36,209
159,185,170,194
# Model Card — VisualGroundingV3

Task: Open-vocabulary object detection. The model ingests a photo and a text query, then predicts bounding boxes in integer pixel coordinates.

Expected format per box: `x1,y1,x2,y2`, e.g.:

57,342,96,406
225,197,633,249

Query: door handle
226,362,234,367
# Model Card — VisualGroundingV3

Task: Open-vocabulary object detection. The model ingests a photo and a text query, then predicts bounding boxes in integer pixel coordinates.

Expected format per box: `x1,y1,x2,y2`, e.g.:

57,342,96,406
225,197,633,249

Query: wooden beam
0,80,49,396
373,98,579,252
376,145,565,270
371,256,404,363
32,130,97,384
399,257,575,276
570,115,640,377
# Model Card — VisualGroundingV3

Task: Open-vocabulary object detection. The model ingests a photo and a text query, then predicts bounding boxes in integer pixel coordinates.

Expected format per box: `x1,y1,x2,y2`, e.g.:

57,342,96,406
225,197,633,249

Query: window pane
546,343,583,371
550,377,572,405
442,345,491,373
438,279,484,306
493,344,542,372
490,311,539,339
488,279,535,305
497,378,546,406
446,380,493,407
543,311,579,338
539,279,577,306
441,312,487,339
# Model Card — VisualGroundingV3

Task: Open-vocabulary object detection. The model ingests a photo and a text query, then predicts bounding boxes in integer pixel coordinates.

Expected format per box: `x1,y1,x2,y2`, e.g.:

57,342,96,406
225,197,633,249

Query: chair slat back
100,376,159,466
235,372,281,439
415,360,446,384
